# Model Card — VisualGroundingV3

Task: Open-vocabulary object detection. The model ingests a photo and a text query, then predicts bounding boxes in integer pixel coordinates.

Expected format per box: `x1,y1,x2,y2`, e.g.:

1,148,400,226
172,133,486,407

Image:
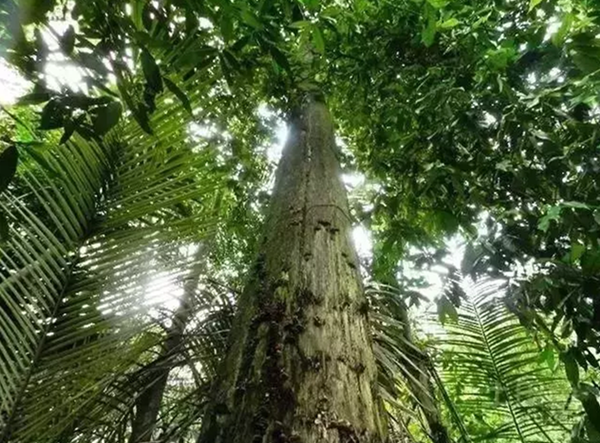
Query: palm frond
368,282,452,443
435,277,578,443
0,87,228,441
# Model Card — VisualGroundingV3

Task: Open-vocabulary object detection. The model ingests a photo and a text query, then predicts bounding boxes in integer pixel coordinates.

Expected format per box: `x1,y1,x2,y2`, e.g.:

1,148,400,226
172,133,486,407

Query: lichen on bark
198,96,388,443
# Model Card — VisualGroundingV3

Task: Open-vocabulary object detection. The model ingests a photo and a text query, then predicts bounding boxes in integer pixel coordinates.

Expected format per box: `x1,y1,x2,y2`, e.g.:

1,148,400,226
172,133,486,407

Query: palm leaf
434,277,578,443
0,88,227,441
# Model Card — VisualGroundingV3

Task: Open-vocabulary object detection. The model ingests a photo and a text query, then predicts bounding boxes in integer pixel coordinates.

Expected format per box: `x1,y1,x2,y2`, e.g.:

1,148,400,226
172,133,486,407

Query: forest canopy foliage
1,0,600,442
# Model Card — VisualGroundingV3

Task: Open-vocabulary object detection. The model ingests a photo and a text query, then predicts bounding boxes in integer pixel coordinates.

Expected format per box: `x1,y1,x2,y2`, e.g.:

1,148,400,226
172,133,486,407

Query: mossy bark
198,97,388,443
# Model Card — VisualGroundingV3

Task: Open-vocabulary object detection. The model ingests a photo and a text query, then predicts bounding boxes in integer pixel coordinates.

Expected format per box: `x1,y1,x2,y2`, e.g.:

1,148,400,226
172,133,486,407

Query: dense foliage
1,0,600,442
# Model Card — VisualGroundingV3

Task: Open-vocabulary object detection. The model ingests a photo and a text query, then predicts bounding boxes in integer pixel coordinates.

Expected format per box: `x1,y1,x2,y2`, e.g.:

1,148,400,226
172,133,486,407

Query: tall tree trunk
198,96,388,443
129,244,208,443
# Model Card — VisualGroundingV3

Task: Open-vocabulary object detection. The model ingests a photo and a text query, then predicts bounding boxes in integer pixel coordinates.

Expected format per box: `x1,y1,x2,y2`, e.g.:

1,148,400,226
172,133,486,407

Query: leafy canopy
2,0,600,442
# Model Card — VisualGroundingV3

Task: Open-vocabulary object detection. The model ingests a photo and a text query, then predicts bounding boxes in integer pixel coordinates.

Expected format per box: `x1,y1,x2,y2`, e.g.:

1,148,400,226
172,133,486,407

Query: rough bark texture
198,97,388,443
129,244,208,443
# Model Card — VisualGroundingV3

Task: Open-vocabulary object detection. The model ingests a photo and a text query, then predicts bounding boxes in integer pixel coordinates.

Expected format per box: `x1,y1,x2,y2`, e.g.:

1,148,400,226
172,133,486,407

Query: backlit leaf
141,48,163,93
164,77,193,115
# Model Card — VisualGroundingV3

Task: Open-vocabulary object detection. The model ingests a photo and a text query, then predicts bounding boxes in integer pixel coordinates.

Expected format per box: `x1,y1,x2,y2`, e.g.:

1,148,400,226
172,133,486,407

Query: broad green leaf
164,77,193,115
0,145,18,192
92,101,122,135
141,48,163,93
39,99,65,130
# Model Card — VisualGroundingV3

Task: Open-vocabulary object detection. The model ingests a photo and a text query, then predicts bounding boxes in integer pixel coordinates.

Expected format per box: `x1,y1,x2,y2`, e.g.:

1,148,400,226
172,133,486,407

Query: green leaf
540,345,557,371
562,350,580,387
25,145,59,177
60,118,77,144
60,25,76,54
164,77,193,115
552,14,573,47
39,99,66,130
437,295,458,324
240,10,262,29
562,201,590,210
438,18,459,29
486,46,518,71
538,205,562,232
0,145,18,193
311,25,325,54
91,101,123,135
422,9,437,47
576,384,600,435
18,92,51,105
593,210,600,225
141,48,163,93
175,44,218,69
427,0,449,9
114,67,153,135
220,16,234,42
290,20,311,29
269,46,291,72
529,0,543,12
570,242,586,263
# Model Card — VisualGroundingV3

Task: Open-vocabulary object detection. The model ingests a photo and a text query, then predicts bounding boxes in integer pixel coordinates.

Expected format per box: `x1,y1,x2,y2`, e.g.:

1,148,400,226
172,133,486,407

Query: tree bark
198,96,388,443
129,244,209,443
